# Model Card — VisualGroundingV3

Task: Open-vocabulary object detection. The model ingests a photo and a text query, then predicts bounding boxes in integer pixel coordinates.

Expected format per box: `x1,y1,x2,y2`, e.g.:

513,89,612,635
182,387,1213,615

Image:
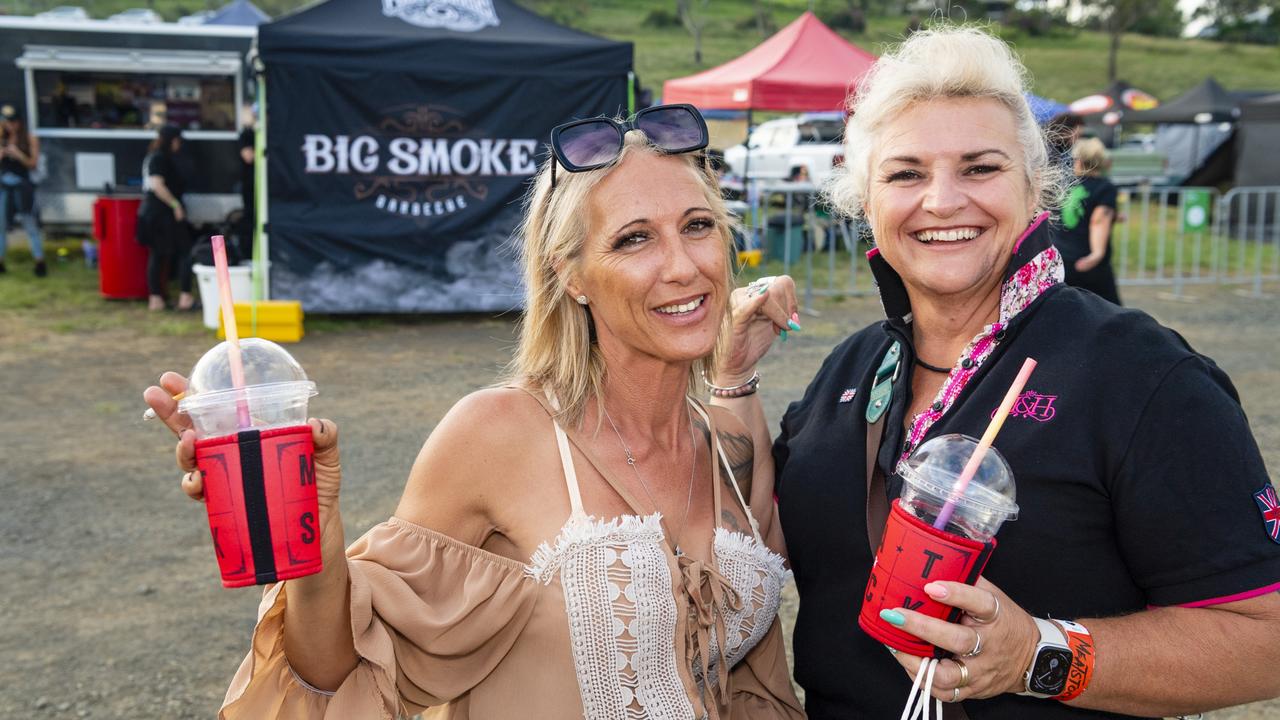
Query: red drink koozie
196,425,322,588
859,499,995,657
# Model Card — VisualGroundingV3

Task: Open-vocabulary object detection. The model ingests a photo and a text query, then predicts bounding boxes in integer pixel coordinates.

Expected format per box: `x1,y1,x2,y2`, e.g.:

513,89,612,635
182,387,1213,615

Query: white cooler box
192,263,258,330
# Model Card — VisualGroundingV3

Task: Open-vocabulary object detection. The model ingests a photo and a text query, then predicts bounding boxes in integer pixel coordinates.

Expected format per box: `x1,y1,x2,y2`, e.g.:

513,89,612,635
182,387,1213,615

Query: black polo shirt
774,219,1280,719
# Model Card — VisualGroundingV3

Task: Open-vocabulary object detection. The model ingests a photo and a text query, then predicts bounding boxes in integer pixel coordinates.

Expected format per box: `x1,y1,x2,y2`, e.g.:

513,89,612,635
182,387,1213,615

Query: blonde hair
1072,137,1110,177
505,131,736,426
827,25,1067,219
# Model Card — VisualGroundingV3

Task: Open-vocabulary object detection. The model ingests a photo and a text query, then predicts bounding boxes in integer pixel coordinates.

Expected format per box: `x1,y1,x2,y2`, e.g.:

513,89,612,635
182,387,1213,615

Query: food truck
0,15,255,229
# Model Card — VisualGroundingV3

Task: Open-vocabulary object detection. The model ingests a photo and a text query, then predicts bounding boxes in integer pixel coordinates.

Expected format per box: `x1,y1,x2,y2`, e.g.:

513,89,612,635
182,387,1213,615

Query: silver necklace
602,398,699,556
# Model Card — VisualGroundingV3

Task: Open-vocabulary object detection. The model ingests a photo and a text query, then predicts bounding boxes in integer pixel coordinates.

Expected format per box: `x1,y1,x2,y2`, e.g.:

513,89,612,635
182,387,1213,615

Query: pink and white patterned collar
865,212,1064,463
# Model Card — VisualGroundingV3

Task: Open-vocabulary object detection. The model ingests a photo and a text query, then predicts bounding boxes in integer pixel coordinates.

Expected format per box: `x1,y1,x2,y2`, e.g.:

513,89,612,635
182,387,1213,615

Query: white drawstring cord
899,657,944,720
899,660,929,720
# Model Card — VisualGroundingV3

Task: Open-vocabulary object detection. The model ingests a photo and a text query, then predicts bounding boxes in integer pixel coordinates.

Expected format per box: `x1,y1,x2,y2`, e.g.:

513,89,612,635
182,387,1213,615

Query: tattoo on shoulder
693,413,755,502
716,429,754,502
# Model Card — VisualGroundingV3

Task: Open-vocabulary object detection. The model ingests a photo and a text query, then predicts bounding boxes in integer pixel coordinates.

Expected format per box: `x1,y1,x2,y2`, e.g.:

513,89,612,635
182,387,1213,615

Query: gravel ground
1,283,1276,719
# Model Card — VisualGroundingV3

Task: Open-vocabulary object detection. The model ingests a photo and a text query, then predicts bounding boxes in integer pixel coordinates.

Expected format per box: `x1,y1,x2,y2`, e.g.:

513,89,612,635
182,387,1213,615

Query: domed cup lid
179,338,316,414
898,434,1019,520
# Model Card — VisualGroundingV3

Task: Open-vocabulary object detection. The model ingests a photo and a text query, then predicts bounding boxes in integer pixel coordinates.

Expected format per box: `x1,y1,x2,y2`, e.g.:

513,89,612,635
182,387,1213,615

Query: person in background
1045,111,1084,171
236,105,256,260
0,104,45,277
137,125,194,312
1055,137,1121,304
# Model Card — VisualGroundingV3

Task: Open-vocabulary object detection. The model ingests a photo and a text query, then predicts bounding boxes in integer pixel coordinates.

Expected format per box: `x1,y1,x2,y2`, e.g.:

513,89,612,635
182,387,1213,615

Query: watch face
1028,647,1073,696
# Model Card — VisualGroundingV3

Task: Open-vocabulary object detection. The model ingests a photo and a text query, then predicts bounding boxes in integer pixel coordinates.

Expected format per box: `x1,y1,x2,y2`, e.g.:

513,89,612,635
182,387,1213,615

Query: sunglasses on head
548,103,709,188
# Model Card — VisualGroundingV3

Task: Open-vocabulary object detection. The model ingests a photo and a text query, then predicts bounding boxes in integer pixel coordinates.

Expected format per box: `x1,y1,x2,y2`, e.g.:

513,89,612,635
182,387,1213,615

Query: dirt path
1,285,1276,718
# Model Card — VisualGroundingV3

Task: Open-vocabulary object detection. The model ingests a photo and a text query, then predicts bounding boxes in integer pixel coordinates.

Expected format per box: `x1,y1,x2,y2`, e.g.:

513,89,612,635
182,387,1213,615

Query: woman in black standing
138,124,194,312
1053,138,1121,305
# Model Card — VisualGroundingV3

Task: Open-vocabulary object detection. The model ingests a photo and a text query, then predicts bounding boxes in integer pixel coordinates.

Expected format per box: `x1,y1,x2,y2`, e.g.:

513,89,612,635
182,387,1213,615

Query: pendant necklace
603,399,698,557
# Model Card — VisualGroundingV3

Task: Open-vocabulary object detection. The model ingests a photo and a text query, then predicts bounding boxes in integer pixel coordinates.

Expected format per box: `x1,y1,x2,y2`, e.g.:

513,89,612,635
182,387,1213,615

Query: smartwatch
1019,617,1073,698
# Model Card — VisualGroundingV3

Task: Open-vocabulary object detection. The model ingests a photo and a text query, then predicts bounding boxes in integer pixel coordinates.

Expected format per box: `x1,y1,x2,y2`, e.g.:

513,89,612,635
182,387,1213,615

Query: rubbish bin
94,196,148,299
766,213,806,263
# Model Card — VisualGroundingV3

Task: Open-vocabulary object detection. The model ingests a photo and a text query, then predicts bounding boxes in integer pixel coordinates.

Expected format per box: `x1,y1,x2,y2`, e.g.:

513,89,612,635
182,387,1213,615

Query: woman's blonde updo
827,25,1068,219
505,131,737,426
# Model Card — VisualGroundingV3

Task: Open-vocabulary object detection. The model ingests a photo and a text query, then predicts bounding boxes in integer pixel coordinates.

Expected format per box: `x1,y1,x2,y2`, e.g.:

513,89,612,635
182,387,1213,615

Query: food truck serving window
17,45,244,139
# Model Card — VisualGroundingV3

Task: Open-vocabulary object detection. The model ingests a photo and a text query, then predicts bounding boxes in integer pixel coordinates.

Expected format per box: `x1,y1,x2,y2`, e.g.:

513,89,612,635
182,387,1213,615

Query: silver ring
970,595,1000,625
951,687,961,703
953,658,970,688
963,629,983,657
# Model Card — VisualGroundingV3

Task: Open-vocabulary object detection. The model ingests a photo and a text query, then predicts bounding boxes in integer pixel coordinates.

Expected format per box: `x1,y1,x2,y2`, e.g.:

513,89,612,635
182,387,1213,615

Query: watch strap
1019,617,1069,698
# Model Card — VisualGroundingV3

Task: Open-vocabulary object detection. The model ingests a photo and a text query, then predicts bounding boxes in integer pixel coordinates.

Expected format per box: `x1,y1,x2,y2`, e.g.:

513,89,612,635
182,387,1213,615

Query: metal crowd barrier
735,182,1280,309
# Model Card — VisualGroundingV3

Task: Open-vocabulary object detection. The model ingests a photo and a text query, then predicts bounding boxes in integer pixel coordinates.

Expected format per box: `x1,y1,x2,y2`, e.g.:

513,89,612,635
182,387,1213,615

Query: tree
676,0,711,65
1084,0,1156,82
1196,0,1280,43
752,0,775,36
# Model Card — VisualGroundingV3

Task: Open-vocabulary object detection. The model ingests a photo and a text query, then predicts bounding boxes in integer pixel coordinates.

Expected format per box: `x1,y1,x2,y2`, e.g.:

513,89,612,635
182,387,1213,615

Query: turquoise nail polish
780,329,788,342
880,609,907,627
788,320,802,331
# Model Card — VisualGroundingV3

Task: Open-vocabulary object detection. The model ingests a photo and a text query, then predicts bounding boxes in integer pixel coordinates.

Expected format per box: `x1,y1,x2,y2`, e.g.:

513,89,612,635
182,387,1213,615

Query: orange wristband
1054,619,1095,701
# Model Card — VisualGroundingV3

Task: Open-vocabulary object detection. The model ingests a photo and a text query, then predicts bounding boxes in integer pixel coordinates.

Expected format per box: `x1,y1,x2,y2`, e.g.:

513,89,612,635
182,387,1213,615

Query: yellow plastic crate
737,249,763,268
217,300,305,343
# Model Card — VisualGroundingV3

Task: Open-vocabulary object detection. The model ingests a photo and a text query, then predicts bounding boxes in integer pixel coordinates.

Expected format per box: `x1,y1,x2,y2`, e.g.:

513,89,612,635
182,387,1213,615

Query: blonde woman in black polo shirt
712,25,1280,720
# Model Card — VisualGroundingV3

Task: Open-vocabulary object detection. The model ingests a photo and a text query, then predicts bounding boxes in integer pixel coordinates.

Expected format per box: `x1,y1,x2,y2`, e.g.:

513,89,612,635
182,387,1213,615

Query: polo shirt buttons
931,401,943,412
961,358,975,369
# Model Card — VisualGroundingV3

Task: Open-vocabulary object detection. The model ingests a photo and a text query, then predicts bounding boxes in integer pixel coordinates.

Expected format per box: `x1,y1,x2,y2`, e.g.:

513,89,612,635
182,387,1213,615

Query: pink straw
932,357,1038,531
212,235,252,430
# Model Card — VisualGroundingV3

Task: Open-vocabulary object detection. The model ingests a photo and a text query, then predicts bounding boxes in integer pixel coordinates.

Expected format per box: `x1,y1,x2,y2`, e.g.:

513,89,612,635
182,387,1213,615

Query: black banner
265,64,626,312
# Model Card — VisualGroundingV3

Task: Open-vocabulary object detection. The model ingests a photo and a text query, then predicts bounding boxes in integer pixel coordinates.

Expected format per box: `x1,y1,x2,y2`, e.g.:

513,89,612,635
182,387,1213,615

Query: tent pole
745,108,755,247
628,71,636,114
254,58,269,302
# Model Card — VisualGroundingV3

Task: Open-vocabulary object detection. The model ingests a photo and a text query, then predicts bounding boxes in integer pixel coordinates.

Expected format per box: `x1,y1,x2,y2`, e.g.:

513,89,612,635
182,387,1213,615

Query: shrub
643,8,682,28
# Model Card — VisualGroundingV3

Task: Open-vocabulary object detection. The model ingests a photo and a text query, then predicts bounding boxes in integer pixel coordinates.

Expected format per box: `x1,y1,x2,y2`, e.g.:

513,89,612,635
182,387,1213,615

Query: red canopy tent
662,11,876,112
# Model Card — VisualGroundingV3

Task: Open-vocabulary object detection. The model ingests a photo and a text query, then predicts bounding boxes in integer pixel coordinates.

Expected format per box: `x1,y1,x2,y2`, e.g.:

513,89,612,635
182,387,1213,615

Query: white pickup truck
723,115,845,185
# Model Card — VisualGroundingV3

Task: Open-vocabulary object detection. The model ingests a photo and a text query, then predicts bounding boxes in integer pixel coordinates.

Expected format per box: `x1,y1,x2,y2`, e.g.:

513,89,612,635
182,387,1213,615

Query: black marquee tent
1236,94,1280,187
257,0,632,312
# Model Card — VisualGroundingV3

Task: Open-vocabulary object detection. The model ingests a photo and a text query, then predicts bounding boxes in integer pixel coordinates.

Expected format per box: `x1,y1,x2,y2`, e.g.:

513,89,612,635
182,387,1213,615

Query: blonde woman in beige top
145,105,806,719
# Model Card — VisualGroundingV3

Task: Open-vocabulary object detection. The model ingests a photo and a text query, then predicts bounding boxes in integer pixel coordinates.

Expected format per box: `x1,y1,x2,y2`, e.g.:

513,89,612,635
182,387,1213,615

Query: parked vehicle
178,11,216,25
34,6,90,22
107,8,163,24
723,114,845,185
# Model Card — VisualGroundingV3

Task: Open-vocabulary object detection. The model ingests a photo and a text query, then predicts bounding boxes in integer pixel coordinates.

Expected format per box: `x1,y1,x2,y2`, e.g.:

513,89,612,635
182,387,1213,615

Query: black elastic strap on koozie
238,429,277,584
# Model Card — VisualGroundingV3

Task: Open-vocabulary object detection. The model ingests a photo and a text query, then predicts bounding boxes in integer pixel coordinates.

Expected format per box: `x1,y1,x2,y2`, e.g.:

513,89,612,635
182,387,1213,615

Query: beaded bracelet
703,370,761,398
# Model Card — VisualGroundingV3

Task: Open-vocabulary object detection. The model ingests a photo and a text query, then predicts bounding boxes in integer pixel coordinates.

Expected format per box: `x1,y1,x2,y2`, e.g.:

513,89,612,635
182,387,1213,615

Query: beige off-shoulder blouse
219,397,805,720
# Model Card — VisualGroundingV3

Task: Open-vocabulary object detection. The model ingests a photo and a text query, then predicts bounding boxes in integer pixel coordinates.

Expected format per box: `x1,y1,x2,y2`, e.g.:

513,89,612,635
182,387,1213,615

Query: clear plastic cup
897,434,1019,542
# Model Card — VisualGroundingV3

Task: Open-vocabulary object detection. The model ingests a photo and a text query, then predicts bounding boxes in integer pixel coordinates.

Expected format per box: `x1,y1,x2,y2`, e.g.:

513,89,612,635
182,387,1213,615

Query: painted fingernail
787,320,802,331
791,312,800,323
880,609,907,627
924,582,947,598
780,330,788,342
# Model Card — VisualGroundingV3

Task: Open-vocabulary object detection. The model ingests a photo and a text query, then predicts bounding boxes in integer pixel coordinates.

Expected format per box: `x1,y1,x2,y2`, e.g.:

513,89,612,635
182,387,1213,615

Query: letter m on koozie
299,456,316,486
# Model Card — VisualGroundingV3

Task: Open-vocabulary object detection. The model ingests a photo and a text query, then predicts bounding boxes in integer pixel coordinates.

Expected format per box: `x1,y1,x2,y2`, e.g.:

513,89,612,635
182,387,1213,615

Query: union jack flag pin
1255,485,1280,544
839,388,858,403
